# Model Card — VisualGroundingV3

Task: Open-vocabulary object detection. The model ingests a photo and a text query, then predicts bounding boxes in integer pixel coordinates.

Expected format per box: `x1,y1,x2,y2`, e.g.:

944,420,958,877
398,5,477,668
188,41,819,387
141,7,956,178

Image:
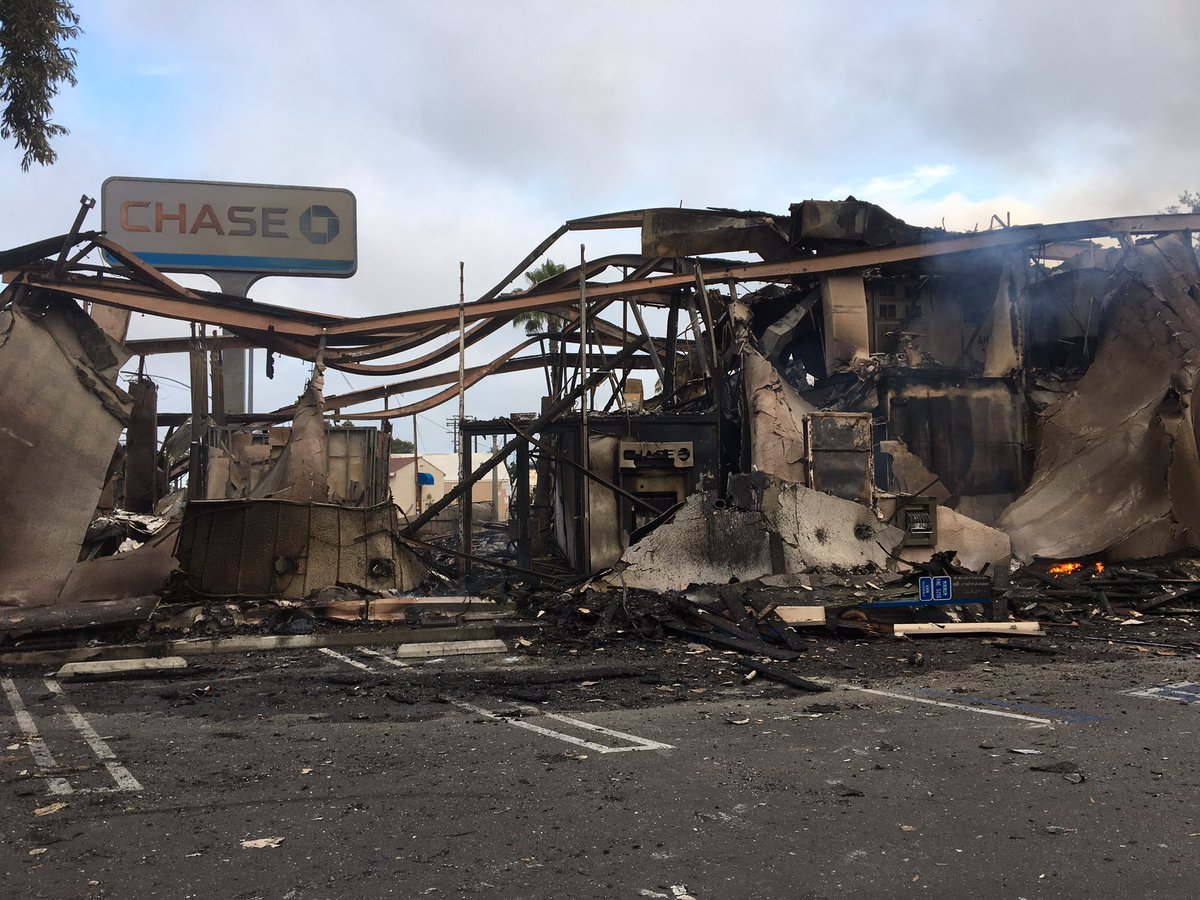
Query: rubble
3,198,1200,672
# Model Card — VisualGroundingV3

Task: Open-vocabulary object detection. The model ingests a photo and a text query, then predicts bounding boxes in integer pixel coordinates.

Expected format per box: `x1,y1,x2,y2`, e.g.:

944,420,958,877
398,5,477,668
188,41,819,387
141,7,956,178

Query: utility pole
458,262,470,570
579,243,590,572
491,436,500,522
412,414,420,515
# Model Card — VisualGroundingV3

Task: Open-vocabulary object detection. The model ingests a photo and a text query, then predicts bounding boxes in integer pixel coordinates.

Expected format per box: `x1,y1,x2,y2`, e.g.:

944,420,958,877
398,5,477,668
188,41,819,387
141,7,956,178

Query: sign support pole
207,272,262,416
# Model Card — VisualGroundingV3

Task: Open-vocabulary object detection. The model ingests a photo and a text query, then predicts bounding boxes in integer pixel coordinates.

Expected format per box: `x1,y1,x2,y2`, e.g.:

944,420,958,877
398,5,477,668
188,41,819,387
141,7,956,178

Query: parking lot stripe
842,685,1055,724
44,680,142,792
537,710,675,750
354,646,411,668
318,647,378,673
1,677,73,795
449,699,674,754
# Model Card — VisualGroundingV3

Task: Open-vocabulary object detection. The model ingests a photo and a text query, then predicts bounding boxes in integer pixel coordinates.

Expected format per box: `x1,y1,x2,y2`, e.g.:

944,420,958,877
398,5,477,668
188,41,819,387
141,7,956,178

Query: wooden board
774,606,827,626
892,621,1042,636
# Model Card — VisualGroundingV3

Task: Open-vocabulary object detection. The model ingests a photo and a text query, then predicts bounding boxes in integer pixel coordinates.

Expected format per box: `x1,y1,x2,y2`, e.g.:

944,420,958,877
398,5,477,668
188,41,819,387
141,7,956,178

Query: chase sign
101,177,357,277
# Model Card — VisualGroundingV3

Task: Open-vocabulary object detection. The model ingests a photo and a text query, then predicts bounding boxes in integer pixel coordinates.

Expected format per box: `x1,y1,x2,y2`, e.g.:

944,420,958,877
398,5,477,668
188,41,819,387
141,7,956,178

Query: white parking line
538,709,676,748
355,646,411,668
842,685,1054,724
450,699,674,754
318,647,378,673
44,681,142,792
1,677,73,795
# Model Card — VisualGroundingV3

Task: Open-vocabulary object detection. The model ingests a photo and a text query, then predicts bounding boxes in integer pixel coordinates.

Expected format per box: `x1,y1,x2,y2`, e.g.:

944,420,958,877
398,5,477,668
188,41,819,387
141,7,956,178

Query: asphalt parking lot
2,640,1198,899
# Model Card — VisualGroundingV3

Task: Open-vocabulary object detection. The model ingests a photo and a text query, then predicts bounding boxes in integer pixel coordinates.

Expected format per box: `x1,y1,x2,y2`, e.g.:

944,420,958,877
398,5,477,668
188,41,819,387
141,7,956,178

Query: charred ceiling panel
820,273,871,368
641,209,788,259
789,199,934,250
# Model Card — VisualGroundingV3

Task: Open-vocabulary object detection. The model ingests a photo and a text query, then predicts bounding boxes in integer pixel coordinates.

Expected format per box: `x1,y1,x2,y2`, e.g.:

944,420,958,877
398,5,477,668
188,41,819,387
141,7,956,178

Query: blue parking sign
933,576,952,600
918,577,933,602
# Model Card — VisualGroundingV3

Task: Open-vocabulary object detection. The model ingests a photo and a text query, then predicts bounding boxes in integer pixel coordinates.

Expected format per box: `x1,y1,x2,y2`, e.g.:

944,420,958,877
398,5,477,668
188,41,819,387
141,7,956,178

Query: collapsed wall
609,473,905,593
0,296,133,606
1000,234,1200,560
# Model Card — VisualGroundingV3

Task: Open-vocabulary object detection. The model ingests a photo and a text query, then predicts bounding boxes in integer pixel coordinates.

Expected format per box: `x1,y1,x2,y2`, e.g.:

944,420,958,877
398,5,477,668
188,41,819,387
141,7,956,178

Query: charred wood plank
742,594,810,652
690,608,764,644
664,624,801,661
739,659,828,693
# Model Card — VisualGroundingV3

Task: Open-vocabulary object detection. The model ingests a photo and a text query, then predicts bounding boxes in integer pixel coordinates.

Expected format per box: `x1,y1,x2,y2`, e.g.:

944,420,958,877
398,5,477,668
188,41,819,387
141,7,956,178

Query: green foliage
513,258,568,335
524,258,567,288
390,437,415,455
1164,191,1200,252
0,0,80,171
1164,190,1200,216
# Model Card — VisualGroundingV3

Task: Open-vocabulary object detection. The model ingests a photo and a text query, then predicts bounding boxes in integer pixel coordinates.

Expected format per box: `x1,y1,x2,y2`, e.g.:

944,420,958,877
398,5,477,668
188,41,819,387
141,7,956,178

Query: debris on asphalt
241,837,284,849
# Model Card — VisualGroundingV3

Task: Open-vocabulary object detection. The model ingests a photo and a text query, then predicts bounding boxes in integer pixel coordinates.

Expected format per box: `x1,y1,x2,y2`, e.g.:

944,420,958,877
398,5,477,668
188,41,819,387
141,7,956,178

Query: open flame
1048,561,1104,575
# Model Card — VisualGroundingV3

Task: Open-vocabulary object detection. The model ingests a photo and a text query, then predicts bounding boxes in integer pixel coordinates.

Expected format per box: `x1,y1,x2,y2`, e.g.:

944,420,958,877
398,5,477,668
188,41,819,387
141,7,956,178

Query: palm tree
512,258,567,335
513,258,568,396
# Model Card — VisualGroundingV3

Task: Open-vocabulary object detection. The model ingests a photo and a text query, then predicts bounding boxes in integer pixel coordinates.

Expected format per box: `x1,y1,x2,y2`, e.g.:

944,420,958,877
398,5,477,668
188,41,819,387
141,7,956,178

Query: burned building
3,200,1200,617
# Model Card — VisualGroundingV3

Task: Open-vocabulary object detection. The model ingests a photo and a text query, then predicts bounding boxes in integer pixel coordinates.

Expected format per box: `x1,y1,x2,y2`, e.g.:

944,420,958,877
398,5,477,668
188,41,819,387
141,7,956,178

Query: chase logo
299,205,340,245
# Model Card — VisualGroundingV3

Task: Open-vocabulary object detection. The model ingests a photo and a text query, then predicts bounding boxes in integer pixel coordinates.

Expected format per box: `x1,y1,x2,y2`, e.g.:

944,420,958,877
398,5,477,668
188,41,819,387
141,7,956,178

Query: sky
2,0,1198,451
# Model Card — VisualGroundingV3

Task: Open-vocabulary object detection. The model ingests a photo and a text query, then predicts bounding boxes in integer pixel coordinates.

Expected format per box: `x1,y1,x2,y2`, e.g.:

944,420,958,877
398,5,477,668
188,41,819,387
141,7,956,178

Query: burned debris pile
1006,558,1200,626
4,198,1200,669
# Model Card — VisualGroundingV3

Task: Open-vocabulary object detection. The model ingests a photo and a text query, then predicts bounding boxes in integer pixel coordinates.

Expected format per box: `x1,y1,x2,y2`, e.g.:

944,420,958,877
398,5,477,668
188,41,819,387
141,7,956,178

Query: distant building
422,452,511,521
388,455,446,517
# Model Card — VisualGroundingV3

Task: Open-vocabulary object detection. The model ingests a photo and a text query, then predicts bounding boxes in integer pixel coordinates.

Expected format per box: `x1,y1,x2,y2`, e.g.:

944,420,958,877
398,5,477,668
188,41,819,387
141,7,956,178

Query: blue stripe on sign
102,250,354,273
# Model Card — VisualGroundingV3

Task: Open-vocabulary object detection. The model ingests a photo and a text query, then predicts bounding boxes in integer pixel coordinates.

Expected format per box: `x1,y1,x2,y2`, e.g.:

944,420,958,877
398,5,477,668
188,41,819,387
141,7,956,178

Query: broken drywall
610,474,905,592
731,297,814,485
57,524,180,604
982,260,1025,376
999,234,1200,560
899,505,1011,572
766,478,905,572
743,347,814,484
819,272,871,368
607,492,775,592
880,438,951,501
0,295,133,606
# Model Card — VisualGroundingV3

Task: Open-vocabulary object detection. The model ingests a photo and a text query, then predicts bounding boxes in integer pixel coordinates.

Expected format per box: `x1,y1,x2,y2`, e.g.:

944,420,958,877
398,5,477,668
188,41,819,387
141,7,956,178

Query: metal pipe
579,243,591,573
458,261,468,568
413,415,421,515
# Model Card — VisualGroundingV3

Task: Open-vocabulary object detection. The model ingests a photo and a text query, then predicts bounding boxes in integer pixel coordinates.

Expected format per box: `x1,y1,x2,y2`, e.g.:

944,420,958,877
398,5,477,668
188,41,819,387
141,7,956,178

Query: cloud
4,0,1200,450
